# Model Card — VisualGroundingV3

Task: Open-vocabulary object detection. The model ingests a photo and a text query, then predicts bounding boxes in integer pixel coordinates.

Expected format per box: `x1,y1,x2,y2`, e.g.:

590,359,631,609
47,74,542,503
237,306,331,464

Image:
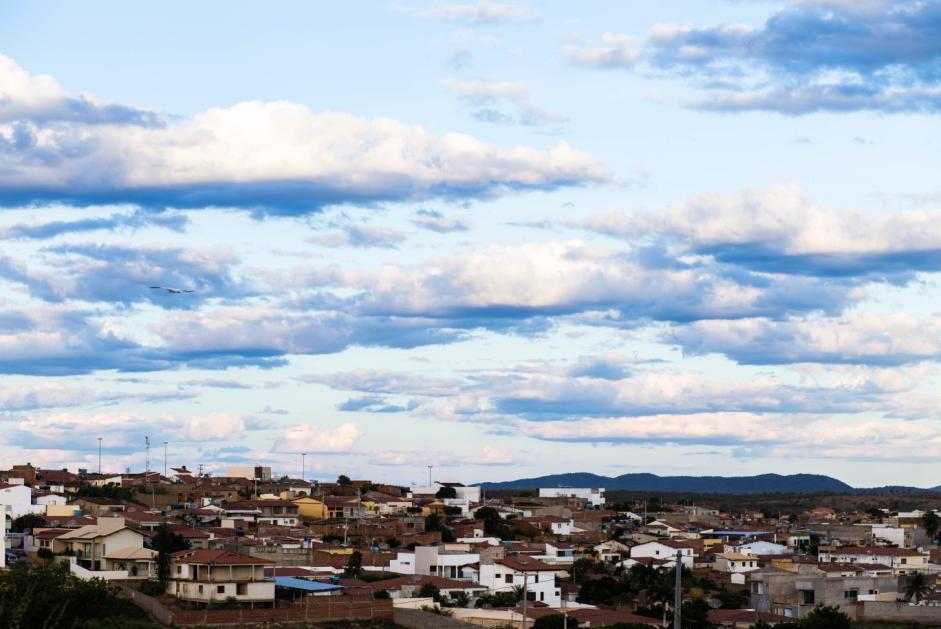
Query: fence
116,585,393,627
393,607,479,628
857,601,941,625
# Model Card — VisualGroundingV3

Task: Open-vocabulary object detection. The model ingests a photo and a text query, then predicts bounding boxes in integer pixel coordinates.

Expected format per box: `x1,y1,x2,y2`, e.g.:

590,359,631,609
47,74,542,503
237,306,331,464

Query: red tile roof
171,549,273,565
496,556,558,572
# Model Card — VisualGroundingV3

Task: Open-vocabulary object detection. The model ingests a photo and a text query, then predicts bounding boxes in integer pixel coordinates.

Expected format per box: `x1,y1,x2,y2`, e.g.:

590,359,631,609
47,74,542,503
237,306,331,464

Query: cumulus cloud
403,2,539,24
272,422,363,453
412,209,472,233
578,185,941,279
667,312,941,366
308,223,409,249
568,1,941,114
0,55,603,215
0,243,249,306
0,210,188,240
325,240,853,323
443,78,564,127
6,411,248,453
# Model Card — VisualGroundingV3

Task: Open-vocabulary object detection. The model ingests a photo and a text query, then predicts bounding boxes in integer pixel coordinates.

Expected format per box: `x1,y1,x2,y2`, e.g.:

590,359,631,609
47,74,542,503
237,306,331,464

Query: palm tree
922,511,940,540
903,573,932,604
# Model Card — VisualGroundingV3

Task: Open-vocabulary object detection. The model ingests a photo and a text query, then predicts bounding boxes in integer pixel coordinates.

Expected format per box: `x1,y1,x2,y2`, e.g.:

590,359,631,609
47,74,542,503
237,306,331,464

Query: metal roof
272,576,343,592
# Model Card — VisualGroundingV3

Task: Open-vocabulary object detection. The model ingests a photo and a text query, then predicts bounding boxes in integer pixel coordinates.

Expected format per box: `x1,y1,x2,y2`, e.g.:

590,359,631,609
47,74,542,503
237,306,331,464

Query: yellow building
291,496,327,520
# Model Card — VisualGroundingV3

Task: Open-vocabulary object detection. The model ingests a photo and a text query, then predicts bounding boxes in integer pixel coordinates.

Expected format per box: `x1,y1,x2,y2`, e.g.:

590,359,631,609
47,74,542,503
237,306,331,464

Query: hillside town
3,462,941,627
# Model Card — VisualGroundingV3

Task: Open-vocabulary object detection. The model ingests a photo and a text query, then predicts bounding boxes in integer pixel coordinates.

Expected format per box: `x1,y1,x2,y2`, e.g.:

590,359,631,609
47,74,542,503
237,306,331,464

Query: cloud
0,210,188,240
443,78,564,127
309,223,408,249
577,185,941,279
412,209,472,233
568,1,941,114
6,411,248,453
565,33,642,68
272,422,364,453
0,54,161,126
303,369,462,397
667,312,941,366
0,55,603,215
403,2,539,24
0,243,249,306
337,395,418,413
324,240,854,324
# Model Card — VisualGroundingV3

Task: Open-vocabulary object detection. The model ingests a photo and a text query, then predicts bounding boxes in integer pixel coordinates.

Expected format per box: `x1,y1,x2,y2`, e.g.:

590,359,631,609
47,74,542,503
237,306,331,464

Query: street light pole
302,453,306,483
163,441,168,477
674,549,683,629
97,437,103,474
427,465,433,486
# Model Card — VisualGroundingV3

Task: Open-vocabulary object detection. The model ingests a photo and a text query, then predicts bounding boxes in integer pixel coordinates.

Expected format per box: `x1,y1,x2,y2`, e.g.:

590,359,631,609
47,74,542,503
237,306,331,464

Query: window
844,590,858,600
217,585,225,594
505,574,513,584
801,590,815,605
198,585,203,594
901,558,907,564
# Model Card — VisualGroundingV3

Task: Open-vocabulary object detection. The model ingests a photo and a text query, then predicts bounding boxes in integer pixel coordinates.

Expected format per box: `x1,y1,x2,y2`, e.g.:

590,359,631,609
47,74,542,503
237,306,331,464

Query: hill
478,472,856,494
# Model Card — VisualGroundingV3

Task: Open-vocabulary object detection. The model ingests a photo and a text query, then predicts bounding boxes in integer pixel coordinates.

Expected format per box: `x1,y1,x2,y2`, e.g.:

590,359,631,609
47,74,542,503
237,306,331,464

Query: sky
0,0,940,487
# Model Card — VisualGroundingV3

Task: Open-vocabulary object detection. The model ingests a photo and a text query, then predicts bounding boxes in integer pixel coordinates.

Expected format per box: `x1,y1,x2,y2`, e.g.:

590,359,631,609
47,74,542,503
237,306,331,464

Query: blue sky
1,0,940,486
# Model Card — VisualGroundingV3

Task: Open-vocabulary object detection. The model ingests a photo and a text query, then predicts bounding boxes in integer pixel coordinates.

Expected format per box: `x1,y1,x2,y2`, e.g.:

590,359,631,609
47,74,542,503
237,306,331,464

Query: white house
818,547,929,575
168,549,274,605
479,555,561,607
414,545,480,580
630,541,695,568
733,540,789,556
389,551,417,575
538,487,605,507
594,540,631,563
54,517,156,579
713,552,759,574
0,483,39,519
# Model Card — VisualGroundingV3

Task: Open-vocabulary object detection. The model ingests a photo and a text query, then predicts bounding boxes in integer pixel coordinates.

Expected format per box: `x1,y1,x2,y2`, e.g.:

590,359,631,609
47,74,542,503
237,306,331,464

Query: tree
0,561,150,628
343,550,363,578
337,474,352,485
923,511,940,540
798,605,851,629
417,583,442,602
533,614,580,629
11,513,45,533
436,486,457,499
385,537,401,548
680,598,714,629
903,572,933,604
150,524,190,588
446,591,470,608
572,557,601,584
36,547,54,565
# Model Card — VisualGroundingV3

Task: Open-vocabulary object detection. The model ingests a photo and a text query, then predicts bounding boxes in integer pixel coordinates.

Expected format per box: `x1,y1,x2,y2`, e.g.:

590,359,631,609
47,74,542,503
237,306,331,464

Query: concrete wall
858,601,941,625
394,608,478,628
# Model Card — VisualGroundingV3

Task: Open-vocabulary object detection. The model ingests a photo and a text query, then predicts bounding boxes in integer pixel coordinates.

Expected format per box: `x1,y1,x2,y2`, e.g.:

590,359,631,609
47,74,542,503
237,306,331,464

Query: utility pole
97,437,102,474
561,588,568,629
674,549,683,629
427,465,433,486
145,436,150,478
163,441,168,477
520,572,528,629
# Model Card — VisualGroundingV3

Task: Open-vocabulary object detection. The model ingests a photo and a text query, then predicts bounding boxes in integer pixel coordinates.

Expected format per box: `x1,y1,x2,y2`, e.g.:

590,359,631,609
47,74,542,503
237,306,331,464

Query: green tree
533,614,580,629
343,550,364,578
922,511,940,540
903,572,933,604
571,557,599,585
446,591,470,608
337,474,352,485
417,583,442,602
11,513,45,533
150,524,190,588
0,562,152,628
436,486,457,499
680,598,714,629
798,605,851,629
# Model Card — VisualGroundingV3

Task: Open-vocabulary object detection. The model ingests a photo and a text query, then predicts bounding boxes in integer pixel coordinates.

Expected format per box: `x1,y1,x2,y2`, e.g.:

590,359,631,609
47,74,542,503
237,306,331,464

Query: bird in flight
150,286,194,294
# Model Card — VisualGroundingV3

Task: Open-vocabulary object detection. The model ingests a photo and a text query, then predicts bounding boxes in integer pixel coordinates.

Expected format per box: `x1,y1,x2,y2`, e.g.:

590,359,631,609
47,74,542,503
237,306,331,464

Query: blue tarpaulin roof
273,576,343,592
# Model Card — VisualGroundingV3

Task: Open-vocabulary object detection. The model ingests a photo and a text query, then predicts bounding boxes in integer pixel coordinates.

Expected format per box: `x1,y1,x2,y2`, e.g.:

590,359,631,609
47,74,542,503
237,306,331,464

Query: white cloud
405,2,539,24
273,422,364,453
0,55,604,214
565,33,642,68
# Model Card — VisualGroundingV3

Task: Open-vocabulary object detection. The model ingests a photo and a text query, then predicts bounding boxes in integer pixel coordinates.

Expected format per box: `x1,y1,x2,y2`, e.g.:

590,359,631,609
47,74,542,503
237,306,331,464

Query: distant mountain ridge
477,472,931,494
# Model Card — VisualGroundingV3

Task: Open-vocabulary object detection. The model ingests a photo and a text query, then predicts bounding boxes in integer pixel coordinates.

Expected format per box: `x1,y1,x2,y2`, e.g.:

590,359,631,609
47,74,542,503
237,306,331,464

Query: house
734,540,789,556
479,555,562,608
0,483,38,519
713,552,760,574
594,540,631,563
538,487,605,508
818,546,930,575
53,517,156,579
371,575,488,601
749,563,898,620
167,549,274,606
414,545,480,579
408,482,481,503
630,540,696,567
